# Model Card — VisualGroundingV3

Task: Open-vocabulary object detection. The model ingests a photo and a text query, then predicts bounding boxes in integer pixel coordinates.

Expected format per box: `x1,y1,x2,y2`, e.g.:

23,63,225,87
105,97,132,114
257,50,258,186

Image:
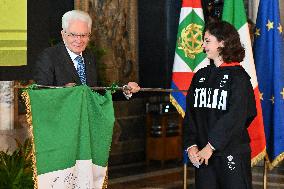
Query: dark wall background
0,0,74,80
138,0,181,89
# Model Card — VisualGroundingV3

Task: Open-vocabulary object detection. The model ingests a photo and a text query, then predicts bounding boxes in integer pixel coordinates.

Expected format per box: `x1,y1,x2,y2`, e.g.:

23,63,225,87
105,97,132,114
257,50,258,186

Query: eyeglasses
64,32,91,39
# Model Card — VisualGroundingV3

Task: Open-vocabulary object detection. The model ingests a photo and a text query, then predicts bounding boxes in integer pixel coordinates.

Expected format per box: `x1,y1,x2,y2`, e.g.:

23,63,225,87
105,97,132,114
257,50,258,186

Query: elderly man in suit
34,10,139,95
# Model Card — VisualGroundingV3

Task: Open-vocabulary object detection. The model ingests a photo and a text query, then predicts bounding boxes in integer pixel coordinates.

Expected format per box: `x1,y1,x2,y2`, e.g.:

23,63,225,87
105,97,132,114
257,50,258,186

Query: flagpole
183,163,187,189
14,84,188,93
263,159,267,189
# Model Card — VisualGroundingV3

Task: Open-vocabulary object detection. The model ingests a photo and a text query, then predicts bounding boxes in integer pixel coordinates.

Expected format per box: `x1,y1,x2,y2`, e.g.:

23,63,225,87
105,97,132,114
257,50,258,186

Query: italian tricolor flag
222,0,266,165
23,86,115,189
170,0,210,118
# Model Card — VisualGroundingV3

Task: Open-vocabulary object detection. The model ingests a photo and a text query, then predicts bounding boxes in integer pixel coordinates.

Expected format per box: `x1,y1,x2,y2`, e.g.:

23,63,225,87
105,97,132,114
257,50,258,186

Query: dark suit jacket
33,42,97,86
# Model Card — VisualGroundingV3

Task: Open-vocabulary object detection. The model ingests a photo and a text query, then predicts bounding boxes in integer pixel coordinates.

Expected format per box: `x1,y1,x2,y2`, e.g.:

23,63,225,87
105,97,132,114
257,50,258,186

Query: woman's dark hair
204,20,245,62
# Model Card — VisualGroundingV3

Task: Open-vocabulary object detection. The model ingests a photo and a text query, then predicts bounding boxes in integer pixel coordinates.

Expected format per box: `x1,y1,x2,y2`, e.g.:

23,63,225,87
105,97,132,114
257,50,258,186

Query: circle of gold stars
260,88,284,104
254,19,283,38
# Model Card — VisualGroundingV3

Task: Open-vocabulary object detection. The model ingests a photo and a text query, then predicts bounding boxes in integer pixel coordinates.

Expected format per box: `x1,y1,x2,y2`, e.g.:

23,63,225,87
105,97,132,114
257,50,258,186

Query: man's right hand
65,83,76,87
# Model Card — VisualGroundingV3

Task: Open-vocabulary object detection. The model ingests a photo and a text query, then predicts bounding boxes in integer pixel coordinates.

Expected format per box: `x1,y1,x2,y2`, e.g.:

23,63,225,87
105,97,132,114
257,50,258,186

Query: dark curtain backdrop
138,0,182,88
0,0,74,80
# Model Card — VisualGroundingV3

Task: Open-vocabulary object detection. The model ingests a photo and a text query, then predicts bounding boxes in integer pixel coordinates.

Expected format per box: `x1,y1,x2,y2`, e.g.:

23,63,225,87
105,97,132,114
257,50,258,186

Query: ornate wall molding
0,81,14,130
75,0,89,12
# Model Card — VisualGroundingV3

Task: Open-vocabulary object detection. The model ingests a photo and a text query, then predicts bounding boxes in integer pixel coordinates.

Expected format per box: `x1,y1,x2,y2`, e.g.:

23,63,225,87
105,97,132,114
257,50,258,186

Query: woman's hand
187,146,201,167
197,144,213,165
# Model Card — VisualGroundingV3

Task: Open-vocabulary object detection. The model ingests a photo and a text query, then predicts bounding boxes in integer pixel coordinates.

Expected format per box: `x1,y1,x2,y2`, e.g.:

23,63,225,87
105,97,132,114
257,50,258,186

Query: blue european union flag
183,149,189,164
253,0,284,169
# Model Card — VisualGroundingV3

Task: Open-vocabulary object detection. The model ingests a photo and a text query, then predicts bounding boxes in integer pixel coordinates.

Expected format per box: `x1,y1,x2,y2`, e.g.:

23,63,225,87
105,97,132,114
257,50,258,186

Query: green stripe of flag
28,86,115,175
222,0,247,30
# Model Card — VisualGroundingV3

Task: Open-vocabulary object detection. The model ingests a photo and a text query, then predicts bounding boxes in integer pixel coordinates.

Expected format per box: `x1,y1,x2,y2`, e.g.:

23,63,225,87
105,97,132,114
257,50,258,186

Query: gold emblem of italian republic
178,23,203,59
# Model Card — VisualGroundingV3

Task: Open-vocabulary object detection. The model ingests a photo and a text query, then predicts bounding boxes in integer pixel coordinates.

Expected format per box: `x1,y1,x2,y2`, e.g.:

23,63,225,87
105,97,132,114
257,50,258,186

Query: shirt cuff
122,85,132,100
208,142,215,151
186,144,198,152
123,92,132,100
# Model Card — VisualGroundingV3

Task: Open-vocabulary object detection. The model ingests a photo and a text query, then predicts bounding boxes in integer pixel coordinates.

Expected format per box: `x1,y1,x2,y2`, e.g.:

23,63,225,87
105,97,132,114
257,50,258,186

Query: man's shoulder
82,47,95,63
40,42,65,56
83,47,95,57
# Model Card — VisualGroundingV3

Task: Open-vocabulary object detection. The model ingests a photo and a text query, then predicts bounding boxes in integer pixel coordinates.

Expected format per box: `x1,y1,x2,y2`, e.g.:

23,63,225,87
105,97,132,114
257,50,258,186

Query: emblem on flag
178,23,204,59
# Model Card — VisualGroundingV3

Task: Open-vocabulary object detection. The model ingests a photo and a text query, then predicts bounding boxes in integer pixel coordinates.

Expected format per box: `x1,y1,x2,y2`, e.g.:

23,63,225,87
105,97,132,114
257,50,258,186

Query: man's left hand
197,144,213,165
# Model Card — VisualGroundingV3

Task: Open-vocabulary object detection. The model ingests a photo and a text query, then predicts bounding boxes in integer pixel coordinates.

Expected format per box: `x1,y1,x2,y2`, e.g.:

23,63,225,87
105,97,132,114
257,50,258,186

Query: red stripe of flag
182,0,202,8
248,87,266,160
172,72,194,96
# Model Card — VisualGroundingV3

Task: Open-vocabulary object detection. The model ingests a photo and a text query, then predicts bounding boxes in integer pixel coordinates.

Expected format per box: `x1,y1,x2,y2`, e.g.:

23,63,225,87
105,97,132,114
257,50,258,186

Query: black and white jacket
183,63,257,156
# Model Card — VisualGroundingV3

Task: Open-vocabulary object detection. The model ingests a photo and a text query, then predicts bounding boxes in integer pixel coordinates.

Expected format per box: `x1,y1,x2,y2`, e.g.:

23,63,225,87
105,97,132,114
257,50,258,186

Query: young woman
183,20,256,189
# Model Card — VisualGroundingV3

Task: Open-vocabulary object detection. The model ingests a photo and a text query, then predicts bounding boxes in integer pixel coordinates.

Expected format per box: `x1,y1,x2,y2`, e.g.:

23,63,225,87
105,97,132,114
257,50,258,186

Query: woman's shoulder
195,64,213,75
225,66,253,90
230,66,251,79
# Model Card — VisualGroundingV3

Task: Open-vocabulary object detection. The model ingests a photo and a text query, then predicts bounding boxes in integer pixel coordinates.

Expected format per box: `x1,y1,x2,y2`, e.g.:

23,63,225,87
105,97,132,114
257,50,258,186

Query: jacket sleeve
208,72,256,151
183,75,198,150
33,50,55,86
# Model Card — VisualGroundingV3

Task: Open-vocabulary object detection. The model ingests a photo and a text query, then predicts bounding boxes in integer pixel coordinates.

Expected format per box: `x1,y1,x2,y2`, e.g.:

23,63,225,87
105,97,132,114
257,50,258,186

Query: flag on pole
253,0,284,170
222,0,266,165
170,0,209,117
23,86,115,189
183,149,189,164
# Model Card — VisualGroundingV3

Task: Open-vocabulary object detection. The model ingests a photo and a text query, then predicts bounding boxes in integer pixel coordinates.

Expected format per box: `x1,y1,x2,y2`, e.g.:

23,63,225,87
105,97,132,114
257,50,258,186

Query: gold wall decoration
0,0,27,66
75,0,89,12
75,0,138,85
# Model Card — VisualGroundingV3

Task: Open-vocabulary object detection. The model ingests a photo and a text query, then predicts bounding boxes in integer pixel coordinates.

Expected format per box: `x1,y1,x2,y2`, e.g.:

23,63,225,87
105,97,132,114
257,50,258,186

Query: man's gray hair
62,10,92,31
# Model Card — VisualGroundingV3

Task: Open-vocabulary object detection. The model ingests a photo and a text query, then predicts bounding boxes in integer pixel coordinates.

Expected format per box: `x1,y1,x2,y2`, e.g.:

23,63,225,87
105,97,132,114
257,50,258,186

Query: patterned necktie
75,55,86,85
